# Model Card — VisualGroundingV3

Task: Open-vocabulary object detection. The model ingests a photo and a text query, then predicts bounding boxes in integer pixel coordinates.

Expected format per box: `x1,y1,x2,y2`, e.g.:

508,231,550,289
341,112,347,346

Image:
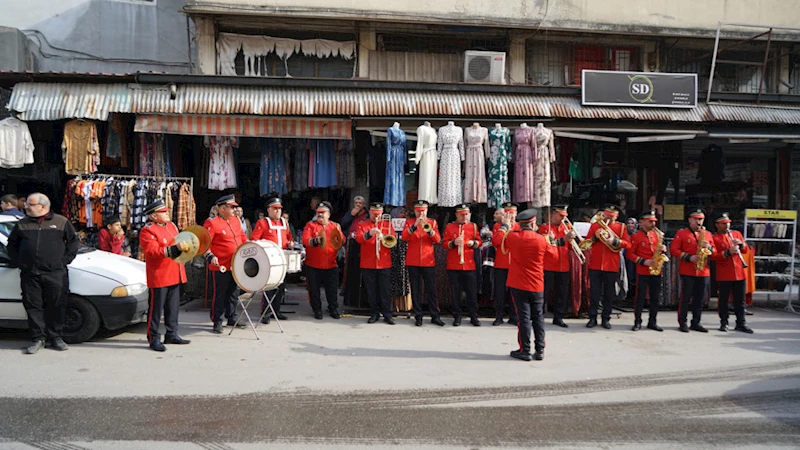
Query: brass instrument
727,230,748,268
380,214,397,249
695,226,712,271
580,212,621,253
329,225,344,251
458,224,465,264
317,222,327,250
172,225,212,263
563,217,586,264
375,214,381,259
648,227,670,276
420,211,433,233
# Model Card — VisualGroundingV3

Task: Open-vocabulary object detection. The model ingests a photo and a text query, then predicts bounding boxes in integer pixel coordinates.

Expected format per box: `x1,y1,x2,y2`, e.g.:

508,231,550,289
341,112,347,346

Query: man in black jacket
7,193,79,354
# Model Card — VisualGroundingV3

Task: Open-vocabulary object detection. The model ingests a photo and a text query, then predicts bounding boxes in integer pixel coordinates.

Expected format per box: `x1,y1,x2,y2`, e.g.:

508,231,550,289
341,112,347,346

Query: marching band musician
625,211,665,332
139,199,191,352
669,209,714,333
443,203,482,327
710,212,753,334
401,200,445,327
499,209,558,361
251,197,293,324
491,202,520,326
538,205,578,328
204,194,247,334
585,205,631,329
355,202,396,325
303,201,344,320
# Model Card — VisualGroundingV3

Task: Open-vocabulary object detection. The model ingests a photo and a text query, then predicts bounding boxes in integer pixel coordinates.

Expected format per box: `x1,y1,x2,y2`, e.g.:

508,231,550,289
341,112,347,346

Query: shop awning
134,114,352,139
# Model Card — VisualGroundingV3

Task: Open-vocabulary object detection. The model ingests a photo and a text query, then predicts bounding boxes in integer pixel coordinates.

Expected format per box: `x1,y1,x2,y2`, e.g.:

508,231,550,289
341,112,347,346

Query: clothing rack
74,174,194,193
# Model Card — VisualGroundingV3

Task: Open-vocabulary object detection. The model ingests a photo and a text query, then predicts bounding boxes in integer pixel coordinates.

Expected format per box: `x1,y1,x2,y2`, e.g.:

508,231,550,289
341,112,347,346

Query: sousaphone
171,225,212,263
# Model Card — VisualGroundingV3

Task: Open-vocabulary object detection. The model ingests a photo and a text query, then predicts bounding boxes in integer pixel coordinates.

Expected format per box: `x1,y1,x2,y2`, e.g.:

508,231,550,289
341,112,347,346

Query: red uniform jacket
669,228,715,277
538,223,570,273
443,221,481,271
204,216,246,272
303,221,342,270
711,230,749,281
491,222,521,270
626,229,660,276
586,221,630,272
355,218,395,270
98,228,124,255
506,229,559,292
139,221,187,288
401,218,441,267
251,218,293,249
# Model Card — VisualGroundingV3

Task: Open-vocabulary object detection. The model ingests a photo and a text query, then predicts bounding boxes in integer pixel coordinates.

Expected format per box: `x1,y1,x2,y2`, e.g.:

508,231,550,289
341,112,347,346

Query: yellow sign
745,209,798,220
664,204,684,221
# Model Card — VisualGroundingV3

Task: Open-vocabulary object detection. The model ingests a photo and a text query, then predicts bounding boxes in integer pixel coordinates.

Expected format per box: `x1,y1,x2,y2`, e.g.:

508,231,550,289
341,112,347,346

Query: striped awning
134,114,352,139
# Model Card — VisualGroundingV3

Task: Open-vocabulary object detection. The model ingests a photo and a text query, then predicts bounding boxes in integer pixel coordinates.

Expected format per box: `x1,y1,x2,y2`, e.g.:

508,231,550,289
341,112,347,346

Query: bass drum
231,241,288,293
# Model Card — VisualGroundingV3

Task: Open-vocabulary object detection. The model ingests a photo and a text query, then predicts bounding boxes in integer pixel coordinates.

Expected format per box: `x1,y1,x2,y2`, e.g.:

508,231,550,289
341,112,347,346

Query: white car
0,215,149,343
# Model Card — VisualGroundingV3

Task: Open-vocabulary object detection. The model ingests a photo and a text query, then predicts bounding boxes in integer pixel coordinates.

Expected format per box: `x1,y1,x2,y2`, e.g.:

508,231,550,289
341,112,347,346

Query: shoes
150,339,166,352
735,324,754,334
431,317,445,326
314,312,323,320
533,350,544,361
384,316,396,325
25,340,45,355
601,320,612,330
510,350,532,361
508,318,518,326
492,318,504,326
552,319,569,328
261,314,271,324
690,323,708,333
470,317,481,327
51,337,69,351
165,335,191,345
647,323,663,332
453,317,462,327
745,308,754,316
227,321,246,329
367,315,379,324
679,323,690,333
719,323,729,332
275,313,288,321
212,323,223,334
330,311,341,319
415,317,423,326
632,323,641,331
586,318,598,328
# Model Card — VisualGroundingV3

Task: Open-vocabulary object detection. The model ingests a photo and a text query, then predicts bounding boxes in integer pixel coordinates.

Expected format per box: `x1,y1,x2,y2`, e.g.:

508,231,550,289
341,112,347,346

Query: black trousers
718,279,746,326
263,281,286,314
656,164,680,205
493,268,518,321
634,274,661,324
679,275,708,325
148,284,181,343
362,268,392,318
210,270,239,325
21,270,66,342
589,269,618,322
408,266,440,319
544,271,570,321
307,267,340,314
509,289,545,353
448,270,478,318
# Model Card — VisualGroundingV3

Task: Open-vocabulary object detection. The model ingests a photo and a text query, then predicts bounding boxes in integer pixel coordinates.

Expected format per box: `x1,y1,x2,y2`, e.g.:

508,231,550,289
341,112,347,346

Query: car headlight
111,283,148,298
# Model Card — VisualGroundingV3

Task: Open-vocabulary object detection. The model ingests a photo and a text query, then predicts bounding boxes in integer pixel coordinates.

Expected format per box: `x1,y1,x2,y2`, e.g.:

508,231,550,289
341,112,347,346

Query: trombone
458,224,465,265
375,213,397,260
563,217,586,264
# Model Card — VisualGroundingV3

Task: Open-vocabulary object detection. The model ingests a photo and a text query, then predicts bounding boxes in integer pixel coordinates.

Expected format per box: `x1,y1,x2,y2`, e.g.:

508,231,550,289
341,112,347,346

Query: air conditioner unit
464,51,506,84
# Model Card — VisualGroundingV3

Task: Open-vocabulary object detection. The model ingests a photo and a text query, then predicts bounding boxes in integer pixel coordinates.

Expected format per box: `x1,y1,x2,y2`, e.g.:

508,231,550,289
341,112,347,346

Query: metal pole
757,29,772,104
706,21,723,104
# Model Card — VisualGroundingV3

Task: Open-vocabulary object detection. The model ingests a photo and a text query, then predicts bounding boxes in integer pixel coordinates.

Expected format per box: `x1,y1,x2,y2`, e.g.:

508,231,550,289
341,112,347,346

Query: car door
0,221,27,319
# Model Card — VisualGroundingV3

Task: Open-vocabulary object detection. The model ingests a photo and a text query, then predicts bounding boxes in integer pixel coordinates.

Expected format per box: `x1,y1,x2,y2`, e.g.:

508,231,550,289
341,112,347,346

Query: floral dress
436,124,465,208
487,127,511,208
205,136,239,190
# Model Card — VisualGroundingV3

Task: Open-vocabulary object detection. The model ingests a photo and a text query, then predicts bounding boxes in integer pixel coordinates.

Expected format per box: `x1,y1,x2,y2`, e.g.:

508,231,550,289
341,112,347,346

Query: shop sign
581,70,697,108
664,204,685,221
745,209,798,220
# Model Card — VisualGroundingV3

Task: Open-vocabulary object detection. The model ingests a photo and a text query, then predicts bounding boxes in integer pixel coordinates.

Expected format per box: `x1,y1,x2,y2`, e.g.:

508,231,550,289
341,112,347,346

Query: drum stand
229,290,284,339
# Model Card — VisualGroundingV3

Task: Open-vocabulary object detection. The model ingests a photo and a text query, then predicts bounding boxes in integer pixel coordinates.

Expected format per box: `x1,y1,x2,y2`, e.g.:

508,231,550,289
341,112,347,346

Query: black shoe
330,311,341,319
632,323,642,331
165,335,191,345
510,350,532,361
453,317,462,327
367,315,379,324
212,324,223,334
533,350,544,361
735,324,754,334
508,318,518,326
719,322,729,332
415,317,423,326
51,337,69,351
470,317,481,327
601,320,612,330
690,323,708,333
150,340,166,352
314,312,324,320
745,308,754,316
384,316,395,325
552,319,568,328
586,318,598,328
679,323,690,333
227,321,246,329
275,313,288,321
647,323,663,332
431,317,445,326
492,318,504,326
25,340,45,355
261,315,271,325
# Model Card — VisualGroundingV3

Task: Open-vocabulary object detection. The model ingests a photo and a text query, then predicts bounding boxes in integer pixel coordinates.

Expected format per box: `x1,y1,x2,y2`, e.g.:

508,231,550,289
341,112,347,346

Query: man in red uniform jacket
710,212,753,333
139,200,191,352
98,216,131,257
585,205,631,329
204,194,247,334
491,202,521,326
355,202,396,324
538,205,579,328
251,197,293,324
443,203,482,327
401,200,444,327
500,209,558,361
625,210,666,332
303,201,344,320
669,208,715,333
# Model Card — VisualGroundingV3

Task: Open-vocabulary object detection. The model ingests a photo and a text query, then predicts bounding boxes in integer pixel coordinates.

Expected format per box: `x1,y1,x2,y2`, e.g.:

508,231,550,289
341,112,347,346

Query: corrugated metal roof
9,81,798,124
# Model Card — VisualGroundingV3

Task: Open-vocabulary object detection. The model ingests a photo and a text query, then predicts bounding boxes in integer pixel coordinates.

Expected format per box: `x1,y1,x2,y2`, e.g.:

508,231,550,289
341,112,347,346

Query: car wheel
62,295,101,344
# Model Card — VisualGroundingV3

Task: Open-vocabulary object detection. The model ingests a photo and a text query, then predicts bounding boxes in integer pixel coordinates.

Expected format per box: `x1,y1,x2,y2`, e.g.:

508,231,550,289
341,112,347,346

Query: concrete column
358,24,376,79
778,49,791,94
508,31,526,85
194,16,216,75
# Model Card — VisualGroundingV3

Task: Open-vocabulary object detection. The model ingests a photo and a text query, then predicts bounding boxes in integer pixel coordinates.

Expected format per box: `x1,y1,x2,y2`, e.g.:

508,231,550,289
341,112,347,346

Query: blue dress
383,127,407,206
258,139,288,196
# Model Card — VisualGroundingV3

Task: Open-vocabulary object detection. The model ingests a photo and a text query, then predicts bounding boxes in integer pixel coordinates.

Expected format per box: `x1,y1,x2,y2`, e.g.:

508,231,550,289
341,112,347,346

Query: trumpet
458,225,465,264
563,217,586,264
419,211,433,233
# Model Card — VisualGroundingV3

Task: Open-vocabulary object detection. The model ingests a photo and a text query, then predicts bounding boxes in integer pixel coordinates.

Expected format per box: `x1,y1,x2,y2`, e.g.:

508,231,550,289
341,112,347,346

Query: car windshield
0,222,14,238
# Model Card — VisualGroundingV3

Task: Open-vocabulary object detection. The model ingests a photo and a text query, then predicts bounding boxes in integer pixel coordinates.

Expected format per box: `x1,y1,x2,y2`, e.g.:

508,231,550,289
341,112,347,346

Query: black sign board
581,70,697,108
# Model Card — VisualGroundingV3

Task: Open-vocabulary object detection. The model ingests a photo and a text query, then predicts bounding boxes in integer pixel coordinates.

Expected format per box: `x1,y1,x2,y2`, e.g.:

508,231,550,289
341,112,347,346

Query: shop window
791,55,800,95
234,52,353,78
376,33,506,54
527,43,641,86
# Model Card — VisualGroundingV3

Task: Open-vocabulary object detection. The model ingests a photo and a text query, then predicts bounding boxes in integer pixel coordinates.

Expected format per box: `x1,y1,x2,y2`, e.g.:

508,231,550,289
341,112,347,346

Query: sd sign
628,74,654,103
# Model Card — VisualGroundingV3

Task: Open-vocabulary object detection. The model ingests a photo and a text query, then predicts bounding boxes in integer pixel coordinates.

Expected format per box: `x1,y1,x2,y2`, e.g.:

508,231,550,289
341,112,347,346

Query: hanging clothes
258,139,289,196
513,126,535,203
0,117,35,169
138,134,157,176
390,239,411,309
335,140,356,189
415,124,438,204
383,127,407,206
311,139,338,188
487,126,511,208
436,124,465,208
205,136,239,190
463,125,490,204
292,139,309,191
531,125,556,208
62,120,99,175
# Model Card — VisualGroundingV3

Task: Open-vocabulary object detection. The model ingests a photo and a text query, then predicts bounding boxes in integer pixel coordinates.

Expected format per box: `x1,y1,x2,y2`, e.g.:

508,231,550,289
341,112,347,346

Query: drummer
251,197,293,324
303,201,344,320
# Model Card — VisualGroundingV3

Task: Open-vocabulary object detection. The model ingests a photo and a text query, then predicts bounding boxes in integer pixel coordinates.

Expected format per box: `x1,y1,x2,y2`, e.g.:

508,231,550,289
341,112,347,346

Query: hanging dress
383,127,407,206
531,126,556,208
436,124,465,208
205,136,239,190
415,124,438,204
513,127,535,203
487,127,511,208
258,138,288,196
463,126,490,204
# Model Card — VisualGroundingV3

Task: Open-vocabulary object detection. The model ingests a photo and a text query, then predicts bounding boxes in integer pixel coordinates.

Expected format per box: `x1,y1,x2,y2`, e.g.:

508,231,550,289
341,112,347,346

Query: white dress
463,126,490,204
415,124,438,204
436,124,464,207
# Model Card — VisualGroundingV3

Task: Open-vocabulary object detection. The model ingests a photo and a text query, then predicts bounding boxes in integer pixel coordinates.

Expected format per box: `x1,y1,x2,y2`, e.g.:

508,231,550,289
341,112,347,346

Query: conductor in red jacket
710,212,753,334
355,202,396,324
443,203,482,327
500,209,558,361
139,199,191,352
251,197,293,324
401,200,444,327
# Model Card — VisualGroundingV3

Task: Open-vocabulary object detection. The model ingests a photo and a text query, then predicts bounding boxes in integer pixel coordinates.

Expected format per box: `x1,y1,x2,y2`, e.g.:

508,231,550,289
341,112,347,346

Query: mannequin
464,122,489,204
495,123,502,129
520,123,529,128
415,121,438,204
384,123,407,206
437,121,465,207
488,123,511,208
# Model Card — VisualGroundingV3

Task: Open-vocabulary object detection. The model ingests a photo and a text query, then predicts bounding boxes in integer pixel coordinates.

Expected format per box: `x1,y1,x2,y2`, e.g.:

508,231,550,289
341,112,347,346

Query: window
527,43,641,86
377,33,507,54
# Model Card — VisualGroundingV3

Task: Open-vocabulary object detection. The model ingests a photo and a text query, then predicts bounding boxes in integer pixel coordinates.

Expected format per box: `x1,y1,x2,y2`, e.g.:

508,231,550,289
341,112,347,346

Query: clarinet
727,230,748,268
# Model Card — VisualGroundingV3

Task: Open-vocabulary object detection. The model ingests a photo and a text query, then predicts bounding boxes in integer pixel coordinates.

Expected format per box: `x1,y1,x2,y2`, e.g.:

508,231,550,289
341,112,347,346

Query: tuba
171,225,212,263
649,227,670,276
695,226,712,271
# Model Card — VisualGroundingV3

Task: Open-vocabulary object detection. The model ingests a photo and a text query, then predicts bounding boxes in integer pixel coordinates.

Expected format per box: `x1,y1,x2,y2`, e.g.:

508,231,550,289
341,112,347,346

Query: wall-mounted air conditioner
464,51,506,84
